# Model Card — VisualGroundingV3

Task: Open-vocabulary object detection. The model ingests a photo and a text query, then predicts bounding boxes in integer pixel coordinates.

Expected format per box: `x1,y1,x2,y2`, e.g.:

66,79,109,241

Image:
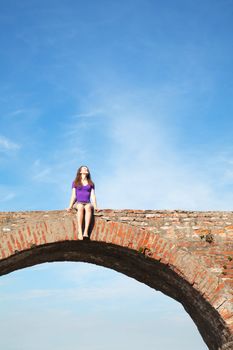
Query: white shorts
74,202,93,208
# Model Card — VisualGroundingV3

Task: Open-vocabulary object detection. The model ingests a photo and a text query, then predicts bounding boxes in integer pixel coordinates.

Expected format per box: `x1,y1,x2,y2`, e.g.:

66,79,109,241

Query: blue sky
0,0,233,348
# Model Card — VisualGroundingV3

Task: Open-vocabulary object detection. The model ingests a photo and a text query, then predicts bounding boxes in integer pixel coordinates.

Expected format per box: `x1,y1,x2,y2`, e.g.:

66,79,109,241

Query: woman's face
80,166,89,175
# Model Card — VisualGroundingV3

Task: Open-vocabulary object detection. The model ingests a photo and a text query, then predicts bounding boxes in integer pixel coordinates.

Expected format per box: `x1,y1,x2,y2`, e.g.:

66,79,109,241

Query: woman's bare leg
76,203,85,240
83,203,93,237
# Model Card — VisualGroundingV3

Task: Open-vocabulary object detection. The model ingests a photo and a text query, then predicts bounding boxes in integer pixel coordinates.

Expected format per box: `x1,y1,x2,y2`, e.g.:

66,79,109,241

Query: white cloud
8,109,29,117
32,167,52,181
0,262,207,350
0,135,21,152
0,272,155,303
0,192,16,202
75,87,233,211
0,186,16,203
31,158,67,185
74,108,105,118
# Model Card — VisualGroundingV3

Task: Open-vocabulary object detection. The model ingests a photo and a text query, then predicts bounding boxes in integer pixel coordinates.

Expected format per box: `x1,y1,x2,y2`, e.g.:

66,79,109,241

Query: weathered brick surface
95,210,233,287
0,209,233,350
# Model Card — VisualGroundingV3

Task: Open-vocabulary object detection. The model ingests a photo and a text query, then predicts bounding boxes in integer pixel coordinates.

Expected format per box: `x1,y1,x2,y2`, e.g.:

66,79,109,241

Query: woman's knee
85,203,93,212
77,203,85,211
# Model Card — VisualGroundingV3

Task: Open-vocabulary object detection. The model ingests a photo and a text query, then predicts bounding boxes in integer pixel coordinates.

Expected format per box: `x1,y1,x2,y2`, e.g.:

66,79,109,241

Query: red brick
0,209,233,346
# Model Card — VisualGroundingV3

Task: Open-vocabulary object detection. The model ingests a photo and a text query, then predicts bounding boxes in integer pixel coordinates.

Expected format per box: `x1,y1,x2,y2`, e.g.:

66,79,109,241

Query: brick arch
0,210,233,350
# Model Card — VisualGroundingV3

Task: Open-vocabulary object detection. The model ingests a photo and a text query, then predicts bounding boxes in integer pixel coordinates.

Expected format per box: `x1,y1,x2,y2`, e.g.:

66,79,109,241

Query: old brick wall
95,210,233,288
0,209,232,350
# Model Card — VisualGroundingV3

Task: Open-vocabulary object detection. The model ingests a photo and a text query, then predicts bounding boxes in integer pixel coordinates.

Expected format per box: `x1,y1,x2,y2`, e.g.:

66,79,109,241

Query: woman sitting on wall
67,165,98,240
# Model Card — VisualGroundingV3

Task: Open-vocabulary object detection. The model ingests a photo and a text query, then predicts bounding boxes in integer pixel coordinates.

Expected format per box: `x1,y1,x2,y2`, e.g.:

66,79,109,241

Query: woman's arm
67,188,76,211
90,189,98,210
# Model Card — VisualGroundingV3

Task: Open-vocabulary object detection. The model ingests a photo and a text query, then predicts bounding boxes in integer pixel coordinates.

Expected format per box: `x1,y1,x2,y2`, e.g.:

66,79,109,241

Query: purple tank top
72,181,95,203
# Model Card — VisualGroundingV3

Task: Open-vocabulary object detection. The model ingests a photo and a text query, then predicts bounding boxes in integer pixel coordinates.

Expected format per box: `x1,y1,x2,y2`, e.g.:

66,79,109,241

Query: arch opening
0,240,231,350
0,260,208,350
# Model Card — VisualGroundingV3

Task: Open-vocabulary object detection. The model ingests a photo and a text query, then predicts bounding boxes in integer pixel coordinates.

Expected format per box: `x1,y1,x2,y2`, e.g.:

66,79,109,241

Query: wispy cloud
7,109,31,117
74,86,233,211
0,262,207,350
0,135,21,152
0,185,16,204
0,273,155,303
0,192,16,202
73,108,105,118
32,167,52,182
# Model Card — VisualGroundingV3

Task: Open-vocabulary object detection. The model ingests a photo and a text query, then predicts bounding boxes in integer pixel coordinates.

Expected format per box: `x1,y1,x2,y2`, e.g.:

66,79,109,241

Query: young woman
67,165,98,240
